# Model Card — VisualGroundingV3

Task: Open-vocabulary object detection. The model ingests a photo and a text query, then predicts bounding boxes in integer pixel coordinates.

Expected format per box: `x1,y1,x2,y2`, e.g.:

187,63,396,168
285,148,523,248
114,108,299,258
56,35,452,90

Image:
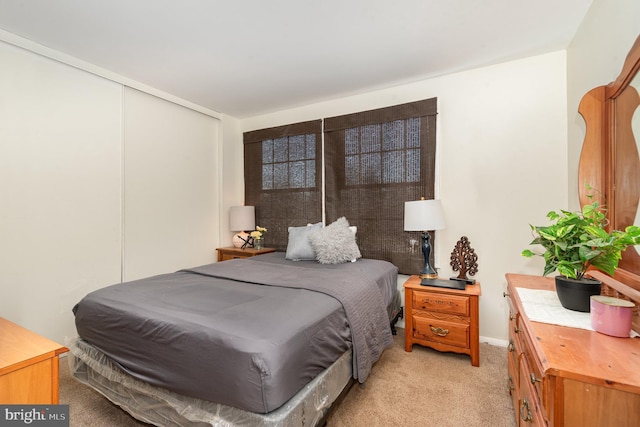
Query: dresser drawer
507,310,520,373
507,336,519,384
413,290,470,316
507,354,519,414
412,314,469,348
519,354,547,426
520,328,545,408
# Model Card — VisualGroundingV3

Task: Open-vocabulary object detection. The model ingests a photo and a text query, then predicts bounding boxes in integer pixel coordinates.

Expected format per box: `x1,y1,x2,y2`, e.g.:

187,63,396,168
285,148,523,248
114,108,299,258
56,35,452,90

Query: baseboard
480,336,508,347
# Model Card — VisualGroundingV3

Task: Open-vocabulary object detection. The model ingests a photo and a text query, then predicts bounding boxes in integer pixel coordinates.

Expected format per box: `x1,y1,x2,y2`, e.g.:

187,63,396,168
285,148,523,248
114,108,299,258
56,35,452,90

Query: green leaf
543,263,558,276
583,225,608,239
557,263,578,279
578,245,601,261
547,211,560,221
538,229,557,241
591,256,618,276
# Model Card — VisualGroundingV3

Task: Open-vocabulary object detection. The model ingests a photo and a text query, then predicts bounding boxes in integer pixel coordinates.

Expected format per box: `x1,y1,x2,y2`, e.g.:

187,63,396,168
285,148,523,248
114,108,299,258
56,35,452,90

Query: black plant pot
555,275,602,312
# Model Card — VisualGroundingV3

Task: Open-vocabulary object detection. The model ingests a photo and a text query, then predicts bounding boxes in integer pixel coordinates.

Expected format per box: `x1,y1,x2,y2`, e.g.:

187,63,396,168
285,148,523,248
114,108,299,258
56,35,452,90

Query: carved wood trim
606,36,640,99
578,34,640,288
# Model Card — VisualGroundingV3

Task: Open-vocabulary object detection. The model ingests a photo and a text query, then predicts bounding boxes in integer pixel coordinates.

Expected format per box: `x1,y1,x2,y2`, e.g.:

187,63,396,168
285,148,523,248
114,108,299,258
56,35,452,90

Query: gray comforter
73,253,396,414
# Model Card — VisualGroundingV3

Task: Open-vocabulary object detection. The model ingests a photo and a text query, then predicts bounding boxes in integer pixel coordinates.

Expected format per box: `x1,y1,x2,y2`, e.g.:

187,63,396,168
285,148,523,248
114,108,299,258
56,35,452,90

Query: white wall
0,38,222,344
241,51,569,342
566,0,640,211
123,88,220,281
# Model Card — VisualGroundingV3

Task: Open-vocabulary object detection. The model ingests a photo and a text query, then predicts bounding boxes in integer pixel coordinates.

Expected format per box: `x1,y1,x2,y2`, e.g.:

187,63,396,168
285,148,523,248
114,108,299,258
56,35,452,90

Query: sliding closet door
123,88,219,281
0,41,122,342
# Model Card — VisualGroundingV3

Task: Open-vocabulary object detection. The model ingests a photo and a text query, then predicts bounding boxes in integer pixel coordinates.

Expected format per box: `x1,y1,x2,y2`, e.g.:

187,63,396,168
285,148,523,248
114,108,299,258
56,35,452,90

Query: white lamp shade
229,206,255,231
404,199,446,231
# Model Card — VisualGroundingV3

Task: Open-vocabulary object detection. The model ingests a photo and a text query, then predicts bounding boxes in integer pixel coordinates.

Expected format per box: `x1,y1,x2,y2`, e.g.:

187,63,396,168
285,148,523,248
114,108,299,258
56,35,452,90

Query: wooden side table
0,317,69,404
404,275,480,366
216,246,276,262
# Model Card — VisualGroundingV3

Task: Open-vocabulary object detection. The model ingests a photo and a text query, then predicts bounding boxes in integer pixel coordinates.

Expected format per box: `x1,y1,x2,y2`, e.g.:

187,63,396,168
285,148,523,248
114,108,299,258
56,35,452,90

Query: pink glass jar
590,295,635,337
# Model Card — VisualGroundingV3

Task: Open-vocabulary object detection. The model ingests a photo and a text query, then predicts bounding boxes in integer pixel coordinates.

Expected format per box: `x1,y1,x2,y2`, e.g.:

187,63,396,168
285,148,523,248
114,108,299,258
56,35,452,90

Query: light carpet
59,329,516,426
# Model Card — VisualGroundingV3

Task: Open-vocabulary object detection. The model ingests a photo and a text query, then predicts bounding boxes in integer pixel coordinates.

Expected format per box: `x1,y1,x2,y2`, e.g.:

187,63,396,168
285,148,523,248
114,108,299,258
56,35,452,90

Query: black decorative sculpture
450,236,478,284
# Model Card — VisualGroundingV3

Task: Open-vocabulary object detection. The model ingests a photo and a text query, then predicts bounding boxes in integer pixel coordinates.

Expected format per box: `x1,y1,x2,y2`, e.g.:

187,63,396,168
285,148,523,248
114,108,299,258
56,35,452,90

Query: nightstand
404,275,480,366
216,246,276,262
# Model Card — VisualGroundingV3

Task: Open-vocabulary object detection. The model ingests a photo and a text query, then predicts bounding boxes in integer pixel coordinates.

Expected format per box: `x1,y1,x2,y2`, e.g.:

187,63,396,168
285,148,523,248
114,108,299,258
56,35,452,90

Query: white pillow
285,222,323,261
308,217,362,264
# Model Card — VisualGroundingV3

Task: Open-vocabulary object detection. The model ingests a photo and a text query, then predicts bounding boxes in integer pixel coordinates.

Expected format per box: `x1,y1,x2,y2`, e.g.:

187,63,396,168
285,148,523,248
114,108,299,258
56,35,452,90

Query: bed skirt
66,336,352,427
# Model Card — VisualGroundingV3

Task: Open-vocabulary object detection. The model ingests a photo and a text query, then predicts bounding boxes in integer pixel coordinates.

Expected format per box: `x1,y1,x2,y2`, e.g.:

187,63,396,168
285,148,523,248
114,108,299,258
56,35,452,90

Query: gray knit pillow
308,217,361,264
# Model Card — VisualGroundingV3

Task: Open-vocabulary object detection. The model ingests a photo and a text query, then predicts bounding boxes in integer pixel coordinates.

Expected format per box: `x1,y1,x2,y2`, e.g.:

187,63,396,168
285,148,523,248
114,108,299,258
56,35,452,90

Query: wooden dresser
404,275,480,366
0,317,68,404
505,273,640,426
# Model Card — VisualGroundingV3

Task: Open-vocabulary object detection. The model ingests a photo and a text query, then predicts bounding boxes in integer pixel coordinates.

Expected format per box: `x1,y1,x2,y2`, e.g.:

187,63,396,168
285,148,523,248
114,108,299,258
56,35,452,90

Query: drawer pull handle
509,313,515,321
514,325,520,334
507,375,515,393
520,397,533,422
530,373,541,384
503,291,510,297
508,340,515,352
429,325,449,337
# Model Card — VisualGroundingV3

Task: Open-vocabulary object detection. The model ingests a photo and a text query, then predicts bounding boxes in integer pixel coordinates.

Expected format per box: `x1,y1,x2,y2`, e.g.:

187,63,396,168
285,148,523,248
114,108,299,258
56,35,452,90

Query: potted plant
522,197,640,312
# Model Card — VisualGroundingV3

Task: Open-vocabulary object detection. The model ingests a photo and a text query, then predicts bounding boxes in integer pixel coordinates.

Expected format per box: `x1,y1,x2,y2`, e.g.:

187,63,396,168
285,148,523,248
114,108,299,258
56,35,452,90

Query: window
244,120,322,251
324,99,437,274
243,99,437,274
344,118,422,186
261,134,317,190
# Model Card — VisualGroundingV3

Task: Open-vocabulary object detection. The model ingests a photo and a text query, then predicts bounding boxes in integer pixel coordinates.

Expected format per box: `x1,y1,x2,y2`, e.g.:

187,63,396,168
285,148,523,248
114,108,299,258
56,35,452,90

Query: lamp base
418,231,438,279
232,232,252,248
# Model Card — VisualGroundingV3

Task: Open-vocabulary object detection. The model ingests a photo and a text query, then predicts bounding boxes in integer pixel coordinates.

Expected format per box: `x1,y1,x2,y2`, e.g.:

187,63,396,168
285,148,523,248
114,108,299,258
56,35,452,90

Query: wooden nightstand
404,275,480,366
0,317,69,404
216,246,276,262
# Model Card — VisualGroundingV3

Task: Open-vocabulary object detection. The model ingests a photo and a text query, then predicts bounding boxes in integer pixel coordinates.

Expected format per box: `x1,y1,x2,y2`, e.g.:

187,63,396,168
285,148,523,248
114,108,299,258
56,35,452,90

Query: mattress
73,253,397,414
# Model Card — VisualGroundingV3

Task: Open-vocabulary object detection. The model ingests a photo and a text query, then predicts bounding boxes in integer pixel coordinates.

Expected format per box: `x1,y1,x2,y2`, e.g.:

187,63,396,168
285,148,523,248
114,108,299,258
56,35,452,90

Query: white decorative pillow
285,222,323,261
308,217,362,264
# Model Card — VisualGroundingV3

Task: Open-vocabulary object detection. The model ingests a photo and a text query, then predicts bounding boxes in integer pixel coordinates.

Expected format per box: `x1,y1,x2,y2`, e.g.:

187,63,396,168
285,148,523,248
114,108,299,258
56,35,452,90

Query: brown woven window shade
324,98,437,274
244,120,322,251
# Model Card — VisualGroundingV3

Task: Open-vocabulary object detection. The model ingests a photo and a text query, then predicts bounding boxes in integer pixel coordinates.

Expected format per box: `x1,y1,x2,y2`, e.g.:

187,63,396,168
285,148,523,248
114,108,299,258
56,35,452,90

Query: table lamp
404,199,446,278
229,206,255,249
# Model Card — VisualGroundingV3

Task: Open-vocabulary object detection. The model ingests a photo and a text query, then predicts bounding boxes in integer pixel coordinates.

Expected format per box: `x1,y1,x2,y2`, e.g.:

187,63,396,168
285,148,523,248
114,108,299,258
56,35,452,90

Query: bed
69,251,401,426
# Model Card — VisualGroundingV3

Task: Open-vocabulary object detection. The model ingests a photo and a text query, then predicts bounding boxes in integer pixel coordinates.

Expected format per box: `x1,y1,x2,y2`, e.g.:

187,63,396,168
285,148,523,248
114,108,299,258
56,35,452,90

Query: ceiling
0,0,593,118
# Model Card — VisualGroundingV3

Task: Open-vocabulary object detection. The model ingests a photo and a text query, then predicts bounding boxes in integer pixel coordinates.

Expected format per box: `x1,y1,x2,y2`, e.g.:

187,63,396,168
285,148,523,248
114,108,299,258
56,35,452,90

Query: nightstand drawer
412,315,469,348
413,290,470,316
219,253,244,261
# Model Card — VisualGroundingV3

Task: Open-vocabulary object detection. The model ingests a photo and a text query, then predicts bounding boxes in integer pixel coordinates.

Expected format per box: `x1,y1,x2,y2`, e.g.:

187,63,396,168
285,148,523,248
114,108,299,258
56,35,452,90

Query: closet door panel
0,41,122,342
123,88,219,281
